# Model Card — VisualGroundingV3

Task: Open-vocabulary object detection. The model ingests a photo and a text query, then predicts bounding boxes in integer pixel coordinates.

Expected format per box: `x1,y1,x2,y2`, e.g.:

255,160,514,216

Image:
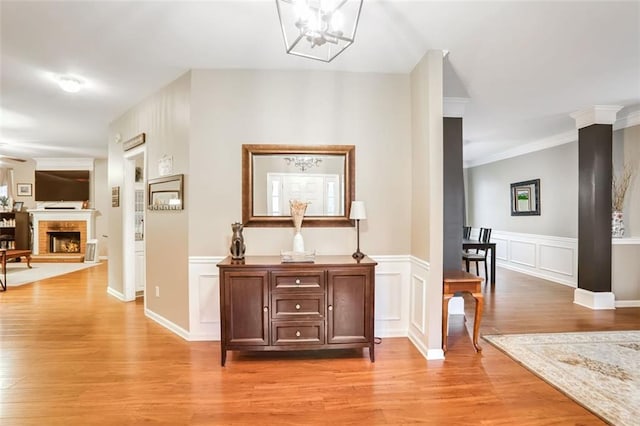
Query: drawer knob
328,305,333,311
295,304,301,310
295,279,301,285
263,306,268,312
296,330,301,337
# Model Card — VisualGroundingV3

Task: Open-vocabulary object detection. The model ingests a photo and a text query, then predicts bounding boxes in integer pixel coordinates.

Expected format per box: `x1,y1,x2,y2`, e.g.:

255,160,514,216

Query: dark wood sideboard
217,255,377,366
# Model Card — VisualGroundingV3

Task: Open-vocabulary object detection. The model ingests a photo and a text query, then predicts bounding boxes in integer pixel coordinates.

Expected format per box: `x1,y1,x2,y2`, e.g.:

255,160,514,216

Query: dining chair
462,227,492,280
463,226,472,239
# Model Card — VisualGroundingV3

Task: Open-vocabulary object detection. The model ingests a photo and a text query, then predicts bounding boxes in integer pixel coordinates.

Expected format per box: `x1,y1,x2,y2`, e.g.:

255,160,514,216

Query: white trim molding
613,109,640,130
107,286,126,301
612,238,640,245
574,288,616,310
570,105,623,129
443,97,470,118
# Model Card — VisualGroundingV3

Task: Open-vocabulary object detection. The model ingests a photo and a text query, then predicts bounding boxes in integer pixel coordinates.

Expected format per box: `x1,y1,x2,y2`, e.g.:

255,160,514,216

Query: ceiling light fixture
275,0,363,62
57,75,85,93
283,156,322,172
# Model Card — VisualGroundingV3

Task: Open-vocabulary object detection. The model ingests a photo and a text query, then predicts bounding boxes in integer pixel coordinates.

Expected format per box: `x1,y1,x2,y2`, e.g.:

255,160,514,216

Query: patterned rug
4,261,100,287
484,331,640,426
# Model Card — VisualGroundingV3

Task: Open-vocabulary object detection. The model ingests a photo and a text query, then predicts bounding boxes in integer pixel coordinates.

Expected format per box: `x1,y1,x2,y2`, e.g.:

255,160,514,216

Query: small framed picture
17,183,32,197
12,201,24,212
112,186,120,207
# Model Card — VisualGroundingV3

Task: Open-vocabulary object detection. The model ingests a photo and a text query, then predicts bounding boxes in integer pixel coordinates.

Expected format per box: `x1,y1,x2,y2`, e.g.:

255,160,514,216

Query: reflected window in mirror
242,145,355,227
510,179,540,216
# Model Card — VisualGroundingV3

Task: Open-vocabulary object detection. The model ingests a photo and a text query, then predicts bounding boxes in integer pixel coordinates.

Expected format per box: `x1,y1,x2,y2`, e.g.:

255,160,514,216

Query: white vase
612,210,625,238
292,231,305,253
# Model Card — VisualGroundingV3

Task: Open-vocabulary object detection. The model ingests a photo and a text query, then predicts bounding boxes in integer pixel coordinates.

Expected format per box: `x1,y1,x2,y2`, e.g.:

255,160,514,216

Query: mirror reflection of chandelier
283,156,323,172
275,0,364,62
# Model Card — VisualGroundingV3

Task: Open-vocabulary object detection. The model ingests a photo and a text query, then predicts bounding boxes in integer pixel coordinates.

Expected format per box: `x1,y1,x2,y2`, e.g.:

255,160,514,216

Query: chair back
463,226,471,239
481,228,492,243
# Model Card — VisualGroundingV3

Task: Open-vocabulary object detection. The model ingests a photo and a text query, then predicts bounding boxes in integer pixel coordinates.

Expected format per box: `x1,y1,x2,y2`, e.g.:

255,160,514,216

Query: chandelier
283,156,323,172
275,0,364,62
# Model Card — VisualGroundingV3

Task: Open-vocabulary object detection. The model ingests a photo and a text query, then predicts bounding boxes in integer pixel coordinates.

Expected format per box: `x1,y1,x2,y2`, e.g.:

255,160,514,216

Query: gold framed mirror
242,144,355,227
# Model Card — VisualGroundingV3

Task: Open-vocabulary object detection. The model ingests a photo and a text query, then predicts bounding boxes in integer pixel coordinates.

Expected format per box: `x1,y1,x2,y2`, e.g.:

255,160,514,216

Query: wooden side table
442,269,484,352
1,249,33,291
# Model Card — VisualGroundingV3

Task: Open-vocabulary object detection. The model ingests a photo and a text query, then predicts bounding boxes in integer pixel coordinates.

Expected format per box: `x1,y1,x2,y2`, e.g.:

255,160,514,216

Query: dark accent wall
443,117,464,270
578,124,612,292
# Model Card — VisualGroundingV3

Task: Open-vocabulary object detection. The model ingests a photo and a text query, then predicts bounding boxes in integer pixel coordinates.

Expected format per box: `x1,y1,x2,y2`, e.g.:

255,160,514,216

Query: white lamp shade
349,201,366,220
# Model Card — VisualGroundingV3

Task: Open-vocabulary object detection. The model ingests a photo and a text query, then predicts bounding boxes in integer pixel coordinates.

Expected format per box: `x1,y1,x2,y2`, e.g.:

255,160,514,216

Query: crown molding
613,110,640,131
464,130,577,168
465,109,640,169
570,105,623,129
443,97,470,118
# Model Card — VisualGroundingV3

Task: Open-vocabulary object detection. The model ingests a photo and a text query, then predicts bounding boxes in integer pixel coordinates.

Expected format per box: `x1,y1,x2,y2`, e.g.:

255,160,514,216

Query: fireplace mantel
29,209,97,255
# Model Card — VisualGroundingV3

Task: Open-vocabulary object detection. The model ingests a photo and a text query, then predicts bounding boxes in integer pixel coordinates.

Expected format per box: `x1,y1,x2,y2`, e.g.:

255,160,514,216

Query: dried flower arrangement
612,163,636,212
290,199,310,232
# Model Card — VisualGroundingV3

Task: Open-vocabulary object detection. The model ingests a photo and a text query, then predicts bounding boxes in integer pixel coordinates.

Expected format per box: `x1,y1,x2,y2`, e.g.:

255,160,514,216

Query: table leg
1,253,6,292
471,292,484,352
442,294,452,352
25,254,32,269
490,247,496,284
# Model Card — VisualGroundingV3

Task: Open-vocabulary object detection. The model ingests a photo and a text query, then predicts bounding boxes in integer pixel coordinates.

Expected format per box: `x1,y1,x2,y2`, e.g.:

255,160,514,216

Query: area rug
4,261,100,287
484,331,640,426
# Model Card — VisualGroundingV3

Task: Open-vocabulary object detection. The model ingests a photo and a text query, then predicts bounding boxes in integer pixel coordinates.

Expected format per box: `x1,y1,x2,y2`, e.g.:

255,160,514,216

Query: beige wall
188,69,412,257
109,72,191,330
614,124,639,236
613,245,640,300
93,158,109,257
409,50,444,353
8,160,36,209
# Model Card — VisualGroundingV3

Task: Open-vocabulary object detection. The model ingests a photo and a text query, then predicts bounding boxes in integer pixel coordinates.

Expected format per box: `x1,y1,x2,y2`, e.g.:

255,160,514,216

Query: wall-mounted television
35,170,90,201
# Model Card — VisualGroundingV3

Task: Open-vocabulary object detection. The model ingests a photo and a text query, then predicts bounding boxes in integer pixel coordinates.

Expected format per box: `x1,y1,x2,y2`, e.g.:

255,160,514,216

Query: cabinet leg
369,344,375,362
221,348,227,367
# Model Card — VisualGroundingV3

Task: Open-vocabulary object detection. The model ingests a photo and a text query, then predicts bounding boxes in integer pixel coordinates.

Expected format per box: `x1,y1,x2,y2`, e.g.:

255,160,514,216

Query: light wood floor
1,263,639,425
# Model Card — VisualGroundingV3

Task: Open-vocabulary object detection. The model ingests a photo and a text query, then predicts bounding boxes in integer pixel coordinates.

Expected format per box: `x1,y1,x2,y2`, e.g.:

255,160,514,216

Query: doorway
123,145,146,302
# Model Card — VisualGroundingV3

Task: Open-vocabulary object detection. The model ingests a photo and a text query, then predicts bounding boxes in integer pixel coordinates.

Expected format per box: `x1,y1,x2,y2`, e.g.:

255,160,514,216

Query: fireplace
48,231,81,253
30,209,97,260
38,220,87,255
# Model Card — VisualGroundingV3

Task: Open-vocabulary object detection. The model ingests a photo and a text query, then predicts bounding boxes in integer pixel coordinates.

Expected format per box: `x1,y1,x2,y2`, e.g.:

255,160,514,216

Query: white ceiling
1,1,639,165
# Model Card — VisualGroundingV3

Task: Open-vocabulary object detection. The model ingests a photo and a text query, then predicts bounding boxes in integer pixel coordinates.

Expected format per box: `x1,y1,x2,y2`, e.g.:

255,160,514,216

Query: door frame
123,145,146,302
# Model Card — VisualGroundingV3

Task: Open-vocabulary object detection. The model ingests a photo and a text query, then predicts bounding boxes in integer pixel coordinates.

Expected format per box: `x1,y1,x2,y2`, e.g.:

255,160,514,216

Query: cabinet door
327,267,372,344
224,270,269,346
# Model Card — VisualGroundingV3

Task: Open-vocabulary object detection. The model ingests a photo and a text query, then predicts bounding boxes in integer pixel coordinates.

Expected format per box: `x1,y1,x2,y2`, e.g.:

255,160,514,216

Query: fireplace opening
48,231,81,253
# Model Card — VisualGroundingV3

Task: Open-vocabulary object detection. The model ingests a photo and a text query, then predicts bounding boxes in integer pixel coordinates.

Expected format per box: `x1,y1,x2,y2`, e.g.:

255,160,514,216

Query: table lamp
349,201,367,260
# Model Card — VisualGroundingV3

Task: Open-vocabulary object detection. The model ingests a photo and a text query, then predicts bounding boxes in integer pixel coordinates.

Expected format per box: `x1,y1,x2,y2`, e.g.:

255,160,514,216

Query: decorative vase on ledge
612,210,625,238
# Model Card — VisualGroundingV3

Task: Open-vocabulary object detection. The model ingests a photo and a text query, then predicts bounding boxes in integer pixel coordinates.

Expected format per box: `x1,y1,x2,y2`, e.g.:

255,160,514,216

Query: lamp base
352,251,365,261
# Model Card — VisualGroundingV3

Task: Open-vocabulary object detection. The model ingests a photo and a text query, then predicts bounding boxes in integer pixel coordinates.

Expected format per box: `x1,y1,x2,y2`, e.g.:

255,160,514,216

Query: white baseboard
615,300,640,308
574,288,616,310
145,308,190,340
106,286,125,301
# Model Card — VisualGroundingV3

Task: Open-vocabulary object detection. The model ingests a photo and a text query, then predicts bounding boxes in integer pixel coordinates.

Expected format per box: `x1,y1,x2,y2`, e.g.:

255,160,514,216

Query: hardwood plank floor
1,263,638,425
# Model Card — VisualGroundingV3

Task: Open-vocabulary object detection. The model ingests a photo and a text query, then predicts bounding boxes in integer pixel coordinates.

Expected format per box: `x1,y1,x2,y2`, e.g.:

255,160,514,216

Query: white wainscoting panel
492,231,577,287
539,244,574,276
370,255,411,338
187,255,412,342
407,256,436,360
188,256,224,341
509,240,536,267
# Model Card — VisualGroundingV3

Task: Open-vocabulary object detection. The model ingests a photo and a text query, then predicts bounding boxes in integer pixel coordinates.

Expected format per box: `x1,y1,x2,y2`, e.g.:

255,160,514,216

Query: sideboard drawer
271,321,325,345
271,293,325,319
271,270,325,291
